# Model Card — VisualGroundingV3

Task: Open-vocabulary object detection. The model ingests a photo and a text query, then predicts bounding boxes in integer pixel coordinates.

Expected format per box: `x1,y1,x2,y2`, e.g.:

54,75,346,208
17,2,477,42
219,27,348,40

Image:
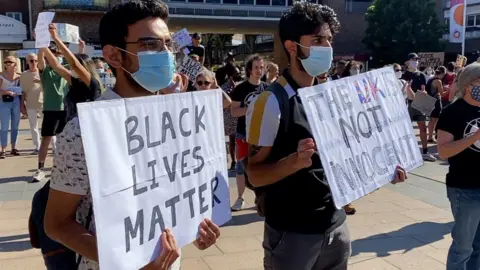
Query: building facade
442,0,480,63
0,0,30,69
27,0,372,68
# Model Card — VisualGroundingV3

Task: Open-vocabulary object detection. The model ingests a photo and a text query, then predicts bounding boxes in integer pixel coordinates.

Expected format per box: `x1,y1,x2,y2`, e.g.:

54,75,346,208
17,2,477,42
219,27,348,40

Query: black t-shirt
401,70,427,92
436,99,480,188
187,45,205,59
64,76,102,121
231,80,268,136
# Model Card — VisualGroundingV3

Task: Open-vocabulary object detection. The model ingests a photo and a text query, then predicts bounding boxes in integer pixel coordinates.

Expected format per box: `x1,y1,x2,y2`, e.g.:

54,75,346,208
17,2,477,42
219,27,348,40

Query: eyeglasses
125,38,179,53
395,69,402,72
29,60,38,63
4,61,15,64
196,81,211,86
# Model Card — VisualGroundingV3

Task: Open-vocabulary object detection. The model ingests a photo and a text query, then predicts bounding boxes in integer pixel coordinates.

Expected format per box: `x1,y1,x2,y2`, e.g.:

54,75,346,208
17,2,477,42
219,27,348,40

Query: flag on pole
449,0,465,43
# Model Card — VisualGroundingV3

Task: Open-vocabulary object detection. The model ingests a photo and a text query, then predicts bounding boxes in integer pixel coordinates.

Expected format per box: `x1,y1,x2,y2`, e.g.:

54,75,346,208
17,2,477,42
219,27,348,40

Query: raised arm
49,24,91,86
41,47,71,83
38,49,46,71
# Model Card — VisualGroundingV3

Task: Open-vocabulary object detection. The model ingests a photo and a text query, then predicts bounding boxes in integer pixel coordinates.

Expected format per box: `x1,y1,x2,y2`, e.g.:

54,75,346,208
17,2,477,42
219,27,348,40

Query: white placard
178,55,202,82
77,90,231,270
172,28,192,48
8,86,22,95
298,67,423,209
54,23,79,43
34,12,55,48
411,93,437,116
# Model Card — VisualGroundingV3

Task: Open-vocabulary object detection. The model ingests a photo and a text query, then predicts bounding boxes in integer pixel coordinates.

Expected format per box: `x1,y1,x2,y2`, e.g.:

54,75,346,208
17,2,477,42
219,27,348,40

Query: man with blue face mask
245,2,408,269
43,1,220,270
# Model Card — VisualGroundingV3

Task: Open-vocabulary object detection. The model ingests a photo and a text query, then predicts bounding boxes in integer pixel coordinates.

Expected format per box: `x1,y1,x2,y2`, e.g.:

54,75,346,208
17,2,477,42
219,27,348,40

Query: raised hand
194,218,221,250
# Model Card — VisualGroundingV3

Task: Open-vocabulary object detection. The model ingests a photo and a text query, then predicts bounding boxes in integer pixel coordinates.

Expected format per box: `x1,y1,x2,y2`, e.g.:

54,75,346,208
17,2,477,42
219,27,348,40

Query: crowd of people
0,0,479,269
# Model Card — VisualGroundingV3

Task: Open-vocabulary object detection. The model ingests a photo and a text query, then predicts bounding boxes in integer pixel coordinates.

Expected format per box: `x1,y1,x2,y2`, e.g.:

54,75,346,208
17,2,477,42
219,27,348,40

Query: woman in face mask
427,66,447,142
436,63,480,270
45,24,103,122
341,61,361,78
393,63,414,103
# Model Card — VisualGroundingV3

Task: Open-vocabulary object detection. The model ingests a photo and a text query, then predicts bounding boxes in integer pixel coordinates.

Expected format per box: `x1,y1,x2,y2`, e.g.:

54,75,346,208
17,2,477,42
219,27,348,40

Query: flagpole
462,0,467,56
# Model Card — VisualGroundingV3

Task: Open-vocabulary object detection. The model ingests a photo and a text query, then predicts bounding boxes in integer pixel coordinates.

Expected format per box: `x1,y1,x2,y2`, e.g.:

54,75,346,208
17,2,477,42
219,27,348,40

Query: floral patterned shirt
50,89,181,270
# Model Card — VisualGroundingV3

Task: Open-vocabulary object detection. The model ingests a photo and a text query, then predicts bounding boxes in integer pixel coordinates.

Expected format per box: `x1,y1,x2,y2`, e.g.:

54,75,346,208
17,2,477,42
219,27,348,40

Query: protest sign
8,86,22,95
77,90,231,270
456,54,467,68
54,23,79,43
298,67,423,209
178,55,202,82
99,72,116,90
418,52,445,68
411,93,437,116
172,28,192,48
34,12,55,48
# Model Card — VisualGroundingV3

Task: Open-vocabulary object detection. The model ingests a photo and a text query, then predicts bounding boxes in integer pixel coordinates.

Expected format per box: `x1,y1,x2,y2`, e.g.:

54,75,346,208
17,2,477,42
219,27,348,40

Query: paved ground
0,119,454,269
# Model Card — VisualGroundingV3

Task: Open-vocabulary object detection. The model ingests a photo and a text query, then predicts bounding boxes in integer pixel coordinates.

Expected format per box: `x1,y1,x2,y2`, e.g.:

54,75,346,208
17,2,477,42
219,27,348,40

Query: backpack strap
76,204,93,269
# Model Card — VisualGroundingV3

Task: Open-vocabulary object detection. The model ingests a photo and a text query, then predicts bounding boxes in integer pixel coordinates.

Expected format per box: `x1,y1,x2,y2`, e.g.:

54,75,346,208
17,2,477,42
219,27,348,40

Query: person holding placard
245,3,407,269
401,52,436,162
436,63,480,270
44,2,220,270
0,56,21,159
32,44,69,183
43,23,103,122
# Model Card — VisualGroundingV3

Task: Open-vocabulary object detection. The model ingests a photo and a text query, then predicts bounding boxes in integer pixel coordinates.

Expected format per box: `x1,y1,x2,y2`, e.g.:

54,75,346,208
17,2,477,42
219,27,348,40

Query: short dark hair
447,62,456,72
435,66,447,75
279,2,340,61
337,60,347,67
99,0,169,50
245,54,263,78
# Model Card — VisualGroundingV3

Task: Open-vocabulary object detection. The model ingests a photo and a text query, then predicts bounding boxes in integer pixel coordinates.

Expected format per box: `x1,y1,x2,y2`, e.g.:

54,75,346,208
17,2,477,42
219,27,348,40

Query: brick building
30,0,123,45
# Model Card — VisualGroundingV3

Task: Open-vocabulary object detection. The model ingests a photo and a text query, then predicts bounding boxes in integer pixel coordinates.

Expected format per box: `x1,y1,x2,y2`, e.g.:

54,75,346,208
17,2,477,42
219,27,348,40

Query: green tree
202,34,233,67
363,0,446,67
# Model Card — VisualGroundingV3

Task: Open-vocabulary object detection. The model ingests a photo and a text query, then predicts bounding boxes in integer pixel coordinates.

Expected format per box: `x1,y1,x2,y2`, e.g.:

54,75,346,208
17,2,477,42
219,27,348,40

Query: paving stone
0,201,31,210
400,209,453,221
351,236,429,258
349,257,399,270
181,242,223,258
383,250,446,269
202,251,263,270
215,236,263,253
180,257,211,270
0,209,30,220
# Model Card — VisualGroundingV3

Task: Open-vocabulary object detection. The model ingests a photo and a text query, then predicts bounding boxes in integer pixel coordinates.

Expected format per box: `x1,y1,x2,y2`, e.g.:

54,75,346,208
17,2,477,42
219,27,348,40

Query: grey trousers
263,220,351,270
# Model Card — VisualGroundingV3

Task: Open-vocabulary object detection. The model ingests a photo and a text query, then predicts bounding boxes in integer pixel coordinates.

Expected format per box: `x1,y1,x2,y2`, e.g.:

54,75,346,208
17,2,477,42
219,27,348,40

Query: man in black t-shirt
230,54,267,211
436,63,480,269
401,52,436,162
186,33,205,65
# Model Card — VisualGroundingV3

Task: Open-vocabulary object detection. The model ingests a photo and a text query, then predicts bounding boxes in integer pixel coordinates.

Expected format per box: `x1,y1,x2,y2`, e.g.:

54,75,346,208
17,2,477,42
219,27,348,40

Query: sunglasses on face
196,81,211,86
4,61,15,64
29,60,38,63
395,69,402,72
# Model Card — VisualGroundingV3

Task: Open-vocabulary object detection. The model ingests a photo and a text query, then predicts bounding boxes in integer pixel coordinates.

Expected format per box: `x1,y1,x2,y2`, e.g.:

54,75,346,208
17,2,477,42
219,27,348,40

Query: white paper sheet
298,67,424,208
77,90,231,270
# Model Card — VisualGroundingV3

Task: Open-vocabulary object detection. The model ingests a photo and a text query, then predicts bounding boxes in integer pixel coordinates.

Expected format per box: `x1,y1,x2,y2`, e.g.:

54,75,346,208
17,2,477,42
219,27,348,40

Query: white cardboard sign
34,12,55,48
172,28,192,48
298,67,423,208
54,23,79,43
77,90,231,270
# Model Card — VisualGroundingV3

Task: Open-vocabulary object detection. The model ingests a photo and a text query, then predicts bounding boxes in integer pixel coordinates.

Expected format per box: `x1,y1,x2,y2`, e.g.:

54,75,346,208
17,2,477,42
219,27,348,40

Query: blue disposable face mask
119,49,175,93
296,43,333,77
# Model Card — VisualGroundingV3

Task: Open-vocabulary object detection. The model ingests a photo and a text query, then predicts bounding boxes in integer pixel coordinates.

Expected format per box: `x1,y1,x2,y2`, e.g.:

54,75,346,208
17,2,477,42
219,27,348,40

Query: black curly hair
279,2,340,61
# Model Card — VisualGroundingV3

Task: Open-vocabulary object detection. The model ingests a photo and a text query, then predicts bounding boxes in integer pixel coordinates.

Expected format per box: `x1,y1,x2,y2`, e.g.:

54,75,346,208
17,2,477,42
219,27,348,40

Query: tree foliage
202,34,233,66
363,0,446,66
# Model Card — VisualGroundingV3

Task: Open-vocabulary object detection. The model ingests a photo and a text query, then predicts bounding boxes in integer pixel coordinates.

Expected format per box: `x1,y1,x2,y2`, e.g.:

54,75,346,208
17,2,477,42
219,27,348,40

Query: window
467,15,475,26
257,0,270,5
6,12,22,22
345,0,372,13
